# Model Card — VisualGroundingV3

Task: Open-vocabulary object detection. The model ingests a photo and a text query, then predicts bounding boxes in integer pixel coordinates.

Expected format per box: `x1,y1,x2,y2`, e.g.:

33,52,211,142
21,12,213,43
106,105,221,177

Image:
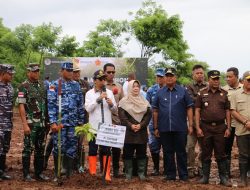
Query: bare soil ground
1,109,249,190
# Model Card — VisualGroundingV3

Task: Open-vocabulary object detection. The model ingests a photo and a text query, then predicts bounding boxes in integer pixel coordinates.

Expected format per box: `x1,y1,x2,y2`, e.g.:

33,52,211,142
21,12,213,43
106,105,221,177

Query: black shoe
35,173,50,181
164,176,176,181
23,174,35,182
151,169,160,176
0,172,12,180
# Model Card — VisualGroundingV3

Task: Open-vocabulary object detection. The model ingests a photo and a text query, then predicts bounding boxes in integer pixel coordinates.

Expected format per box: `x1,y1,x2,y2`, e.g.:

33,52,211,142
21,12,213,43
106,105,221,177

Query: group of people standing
0,62,249,187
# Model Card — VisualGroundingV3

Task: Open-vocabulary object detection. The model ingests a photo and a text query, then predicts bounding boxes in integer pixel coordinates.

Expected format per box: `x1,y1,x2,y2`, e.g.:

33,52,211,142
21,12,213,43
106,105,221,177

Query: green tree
32,22,62,63
130,0,190,63
56,35,79,57
78,19,129,57
14,24,34,63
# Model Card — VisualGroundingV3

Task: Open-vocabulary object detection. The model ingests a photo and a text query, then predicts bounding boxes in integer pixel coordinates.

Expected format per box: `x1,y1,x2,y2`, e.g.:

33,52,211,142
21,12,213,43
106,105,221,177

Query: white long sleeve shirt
85,88,117,134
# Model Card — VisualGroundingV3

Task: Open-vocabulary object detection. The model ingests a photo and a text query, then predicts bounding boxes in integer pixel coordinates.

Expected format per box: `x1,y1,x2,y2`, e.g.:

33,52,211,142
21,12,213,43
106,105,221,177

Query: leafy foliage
75,123,96,142
130,0,190,63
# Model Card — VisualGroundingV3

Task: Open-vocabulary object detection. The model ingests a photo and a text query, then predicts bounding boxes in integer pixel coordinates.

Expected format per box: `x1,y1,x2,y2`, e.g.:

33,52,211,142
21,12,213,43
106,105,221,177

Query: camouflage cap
61,62,73,71
27,63,40,72
155,68,165,77
165,67,176,76
207,70,220,78
242,71,250,80
0,64,15,74
93,69,106,80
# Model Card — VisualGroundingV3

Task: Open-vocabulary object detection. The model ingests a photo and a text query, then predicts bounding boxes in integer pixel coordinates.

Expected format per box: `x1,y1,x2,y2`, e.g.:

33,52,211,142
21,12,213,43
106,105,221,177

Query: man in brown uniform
230,71,250,187
186,64,207,178
195,70,231,186
103,63,124,177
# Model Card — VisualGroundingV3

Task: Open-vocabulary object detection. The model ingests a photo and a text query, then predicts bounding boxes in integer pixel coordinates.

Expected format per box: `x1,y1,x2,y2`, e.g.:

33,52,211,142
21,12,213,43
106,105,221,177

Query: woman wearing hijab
119,80,151,180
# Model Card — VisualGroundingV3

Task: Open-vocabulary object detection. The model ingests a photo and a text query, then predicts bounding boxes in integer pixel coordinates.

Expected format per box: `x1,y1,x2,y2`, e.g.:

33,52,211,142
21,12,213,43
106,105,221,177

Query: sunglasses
107,71,116,74
246,79,250,82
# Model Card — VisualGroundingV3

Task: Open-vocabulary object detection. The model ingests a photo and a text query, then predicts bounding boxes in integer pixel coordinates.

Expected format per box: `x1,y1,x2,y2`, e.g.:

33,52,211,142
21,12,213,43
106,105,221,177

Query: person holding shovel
47,62,84,181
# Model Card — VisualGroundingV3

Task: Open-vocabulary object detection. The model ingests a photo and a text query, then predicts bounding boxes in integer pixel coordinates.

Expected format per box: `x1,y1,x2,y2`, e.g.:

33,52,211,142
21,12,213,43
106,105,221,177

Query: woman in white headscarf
119,80,151,180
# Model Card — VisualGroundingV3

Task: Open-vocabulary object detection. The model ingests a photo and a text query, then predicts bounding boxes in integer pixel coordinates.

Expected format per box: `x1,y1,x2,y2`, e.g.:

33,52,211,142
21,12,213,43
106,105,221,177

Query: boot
0,155,11,180
112,150,120,178
137,159,146,180
217,160,231,187
151,153,159,176
88,156,97,175
225,159,231,179
0,172,2,181
124,160,133,180
22,156,33,181
103,156,111,181
61,155,67,175
238,163,248,187
34,156,49,181
198,161,211,184
66,156,74,178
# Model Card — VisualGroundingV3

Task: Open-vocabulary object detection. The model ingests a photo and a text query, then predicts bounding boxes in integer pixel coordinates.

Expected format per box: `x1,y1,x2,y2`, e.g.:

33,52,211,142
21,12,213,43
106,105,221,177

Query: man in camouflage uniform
72,62,89,172
47,62,84,180
146,68,165,176
17,63,49,181
0,64,15,180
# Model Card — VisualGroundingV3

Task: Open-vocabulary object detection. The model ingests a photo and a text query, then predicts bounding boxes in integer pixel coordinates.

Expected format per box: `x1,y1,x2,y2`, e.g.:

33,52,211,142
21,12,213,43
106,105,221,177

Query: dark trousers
88,138,110,156
112,147,121,165
225,127,235,160
200,124,227,161
0,130,11,156
159,131,188,180
123,143,147,160
236,134,250,164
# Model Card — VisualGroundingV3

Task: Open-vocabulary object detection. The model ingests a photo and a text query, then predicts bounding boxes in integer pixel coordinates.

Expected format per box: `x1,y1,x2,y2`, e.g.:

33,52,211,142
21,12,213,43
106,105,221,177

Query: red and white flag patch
18,92,24,98
49,85,55,91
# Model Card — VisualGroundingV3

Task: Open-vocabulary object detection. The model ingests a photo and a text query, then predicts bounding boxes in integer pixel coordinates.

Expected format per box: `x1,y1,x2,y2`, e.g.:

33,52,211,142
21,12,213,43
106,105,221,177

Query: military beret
0,64,15,74
27,63,40,72
61,62,73,71
155,68,165,77
93,69,106,80
207,70,220,78
242,71,250,80
165,67,176,76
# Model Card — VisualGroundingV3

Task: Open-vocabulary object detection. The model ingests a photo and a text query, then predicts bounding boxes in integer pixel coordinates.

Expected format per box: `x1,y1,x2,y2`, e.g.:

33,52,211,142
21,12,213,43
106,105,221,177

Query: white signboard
96,123,126,148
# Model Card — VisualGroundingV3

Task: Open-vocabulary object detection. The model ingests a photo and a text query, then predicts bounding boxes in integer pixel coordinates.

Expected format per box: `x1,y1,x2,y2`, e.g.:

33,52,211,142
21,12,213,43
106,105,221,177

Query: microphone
102,86,107,100
102,85,106,92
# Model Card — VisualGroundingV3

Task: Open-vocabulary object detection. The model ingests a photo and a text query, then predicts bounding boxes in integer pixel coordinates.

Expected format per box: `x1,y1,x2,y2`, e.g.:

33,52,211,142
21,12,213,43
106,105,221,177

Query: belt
201,120,225,126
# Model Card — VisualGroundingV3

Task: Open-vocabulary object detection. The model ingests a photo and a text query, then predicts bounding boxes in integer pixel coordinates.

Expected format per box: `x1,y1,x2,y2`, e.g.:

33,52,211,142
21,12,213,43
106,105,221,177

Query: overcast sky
1,0,249,76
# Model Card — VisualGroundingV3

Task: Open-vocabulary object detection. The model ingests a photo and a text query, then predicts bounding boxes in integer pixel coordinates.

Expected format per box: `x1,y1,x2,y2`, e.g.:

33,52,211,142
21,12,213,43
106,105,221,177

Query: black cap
0,64,15,74
93,69,106,80
27,63,40,72
165,67,176,76
207,70,220,78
